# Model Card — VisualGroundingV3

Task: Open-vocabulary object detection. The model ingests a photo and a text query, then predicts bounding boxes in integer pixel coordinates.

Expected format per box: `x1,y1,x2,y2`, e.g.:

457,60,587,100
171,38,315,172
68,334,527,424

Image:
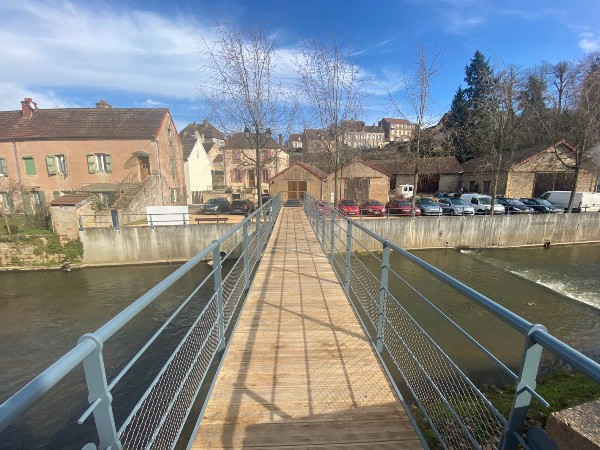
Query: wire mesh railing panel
348,254,381,327
222,257,247,329
383,291,504,449
119,295,221,449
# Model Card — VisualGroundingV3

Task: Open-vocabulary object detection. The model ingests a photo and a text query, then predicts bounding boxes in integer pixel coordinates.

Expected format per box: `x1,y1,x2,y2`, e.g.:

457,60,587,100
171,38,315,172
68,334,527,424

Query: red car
337,199,359,216
385,199,422,216
359,199,385,216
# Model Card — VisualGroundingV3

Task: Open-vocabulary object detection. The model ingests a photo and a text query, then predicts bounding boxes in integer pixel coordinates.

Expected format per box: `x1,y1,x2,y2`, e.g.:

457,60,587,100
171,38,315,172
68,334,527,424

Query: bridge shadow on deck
191,207,421,449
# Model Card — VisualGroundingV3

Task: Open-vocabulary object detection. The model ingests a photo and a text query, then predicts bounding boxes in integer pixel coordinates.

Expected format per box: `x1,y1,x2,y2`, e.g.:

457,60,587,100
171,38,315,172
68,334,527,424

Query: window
0,192,13,212
483,181,491,194
88,154,112,173
170,158,175,175
232,150,241,162
53,191,60,199
0,157,7,176
23,157,36,175
46,155,67,175
170,188,180,203
261,150,269,161
262,169,270,182
231,169,244,183
168,127,173,146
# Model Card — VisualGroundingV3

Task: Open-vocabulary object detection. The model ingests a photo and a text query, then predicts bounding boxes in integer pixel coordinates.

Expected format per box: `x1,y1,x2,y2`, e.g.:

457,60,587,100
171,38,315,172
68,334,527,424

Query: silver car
416,197,443,216
437,198,475,215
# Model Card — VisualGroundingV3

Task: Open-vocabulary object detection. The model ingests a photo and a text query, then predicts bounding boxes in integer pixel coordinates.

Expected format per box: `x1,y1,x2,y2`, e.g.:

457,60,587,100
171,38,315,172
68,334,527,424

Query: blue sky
1,0,598,135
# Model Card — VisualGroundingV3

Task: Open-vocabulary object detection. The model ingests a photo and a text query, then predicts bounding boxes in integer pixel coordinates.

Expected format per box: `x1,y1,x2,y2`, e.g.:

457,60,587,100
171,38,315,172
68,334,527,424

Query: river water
1,244,599,447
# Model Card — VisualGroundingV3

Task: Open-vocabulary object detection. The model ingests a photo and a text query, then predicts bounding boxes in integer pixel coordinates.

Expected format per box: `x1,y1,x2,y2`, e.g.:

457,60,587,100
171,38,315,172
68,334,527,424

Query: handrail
0,194,281,448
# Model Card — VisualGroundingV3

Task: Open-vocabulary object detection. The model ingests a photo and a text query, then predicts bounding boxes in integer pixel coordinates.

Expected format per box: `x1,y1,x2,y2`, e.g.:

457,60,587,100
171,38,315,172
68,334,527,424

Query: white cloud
0,82,78,110
578,32,600,52
0,0,215,104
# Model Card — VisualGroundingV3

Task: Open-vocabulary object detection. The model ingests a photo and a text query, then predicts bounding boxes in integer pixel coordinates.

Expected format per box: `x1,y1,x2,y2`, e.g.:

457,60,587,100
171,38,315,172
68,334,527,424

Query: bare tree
198,21,294,207
388,44,443,214
295,32,365,205
524,52,600,211
0,177,27,235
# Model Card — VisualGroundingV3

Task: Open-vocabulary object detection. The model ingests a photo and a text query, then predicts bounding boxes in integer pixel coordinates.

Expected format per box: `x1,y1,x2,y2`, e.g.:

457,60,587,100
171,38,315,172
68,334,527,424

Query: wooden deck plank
191,206,422,449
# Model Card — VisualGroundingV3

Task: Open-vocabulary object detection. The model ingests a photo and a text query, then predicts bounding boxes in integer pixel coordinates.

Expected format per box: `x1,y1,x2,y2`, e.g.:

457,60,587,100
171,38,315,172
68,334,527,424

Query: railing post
182,212,187,228
500,323,547,450
243,220,249,290
376,242,391,353
78,334,122,450
321,209,326,247
148,214,154,229
329,209,335,259
79,215,85,231
256,207,262,258
344,220,353,294
212,242,226,352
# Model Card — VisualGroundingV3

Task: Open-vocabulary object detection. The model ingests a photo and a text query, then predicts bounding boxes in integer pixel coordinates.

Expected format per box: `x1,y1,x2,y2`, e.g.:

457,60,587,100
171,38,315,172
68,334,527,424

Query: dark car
385,199,422,216
200,197,231,214
496,197,533,214
230,199,255,215
338,199,359,216
520,198,563,213
359,199,385,216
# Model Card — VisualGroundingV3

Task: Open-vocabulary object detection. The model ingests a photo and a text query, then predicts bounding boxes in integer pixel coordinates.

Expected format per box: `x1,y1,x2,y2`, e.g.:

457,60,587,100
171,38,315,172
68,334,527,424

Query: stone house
460,141,598,198
328,160,391,203
378,118,415,142
181,134,212,204
342,120,386,149
268,161,329,201
370,156,463,195
220,132,289,199
0,98,185,214
179,120,226,189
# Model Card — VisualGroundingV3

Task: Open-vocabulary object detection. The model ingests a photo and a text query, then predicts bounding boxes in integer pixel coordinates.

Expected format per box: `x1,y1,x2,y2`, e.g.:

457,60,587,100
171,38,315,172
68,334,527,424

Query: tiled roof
49,193,90,206
269,161,329,182
179,121,225,140
381,118,412,125
369,156,463,175
223,132,281,149
364,125,384,133
0,107,171,141
181,136,197,161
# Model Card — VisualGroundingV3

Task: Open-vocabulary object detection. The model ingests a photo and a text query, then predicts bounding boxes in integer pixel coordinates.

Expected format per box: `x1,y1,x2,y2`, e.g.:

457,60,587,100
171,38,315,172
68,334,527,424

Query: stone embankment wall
79,223,236,265
77,213,600,267
349,212,600,250
0,242,48,268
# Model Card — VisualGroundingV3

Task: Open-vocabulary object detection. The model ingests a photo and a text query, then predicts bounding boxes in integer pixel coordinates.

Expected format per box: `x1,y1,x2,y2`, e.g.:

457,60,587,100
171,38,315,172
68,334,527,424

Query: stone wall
341,212,600,250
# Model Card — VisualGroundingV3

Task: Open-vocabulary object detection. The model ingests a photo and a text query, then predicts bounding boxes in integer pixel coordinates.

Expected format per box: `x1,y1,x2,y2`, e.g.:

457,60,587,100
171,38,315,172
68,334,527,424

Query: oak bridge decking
191,206,421,448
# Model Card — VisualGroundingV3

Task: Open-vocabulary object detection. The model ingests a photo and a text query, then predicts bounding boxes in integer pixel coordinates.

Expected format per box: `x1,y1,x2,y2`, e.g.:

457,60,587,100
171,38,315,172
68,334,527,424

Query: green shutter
46,155,56,175
0,157,7,176
53,191,60,199
24,157,36,175
39,192,46,205
105,155,112,173
87,155,97,173
22,192,33,214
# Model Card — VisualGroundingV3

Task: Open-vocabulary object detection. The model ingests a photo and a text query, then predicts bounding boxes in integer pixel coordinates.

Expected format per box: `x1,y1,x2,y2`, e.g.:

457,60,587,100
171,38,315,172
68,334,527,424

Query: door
139,157,150,179
344,178,370,203
288,180,308,200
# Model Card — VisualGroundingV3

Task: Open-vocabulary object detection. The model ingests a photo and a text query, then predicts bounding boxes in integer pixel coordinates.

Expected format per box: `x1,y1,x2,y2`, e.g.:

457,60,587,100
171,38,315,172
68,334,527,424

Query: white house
182,134,212,204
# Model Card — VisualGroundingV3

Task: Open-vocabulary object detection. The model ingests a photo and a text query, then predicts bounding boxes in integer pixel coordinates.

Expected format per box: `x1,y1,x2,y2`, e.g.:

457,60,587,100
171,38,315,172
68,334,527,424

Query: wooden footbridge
191,206,421,448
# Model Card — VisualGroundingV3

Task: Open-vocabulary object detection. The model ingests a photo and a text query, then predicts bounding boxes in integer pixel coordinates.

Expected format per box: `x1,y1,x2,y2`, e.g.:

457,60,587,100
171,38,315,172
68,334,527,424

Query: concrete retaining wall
348,213,600,250
80,224,235,265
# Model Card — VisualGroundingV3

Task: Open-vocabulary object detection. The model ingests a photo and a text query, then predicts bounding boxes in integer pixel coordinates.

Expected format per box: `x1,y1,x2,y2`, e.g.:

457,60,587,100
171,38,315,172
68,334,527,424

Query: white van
460,193,506,214
396,184,414,199
540,191,600,212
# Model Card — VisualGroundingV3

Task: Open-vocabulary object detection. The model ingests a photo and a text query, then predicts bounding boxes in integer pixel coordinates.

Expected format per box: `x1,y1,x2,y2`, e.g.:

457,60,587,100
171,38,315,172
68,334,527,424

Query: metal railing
0,195,281,449
304,193,600,450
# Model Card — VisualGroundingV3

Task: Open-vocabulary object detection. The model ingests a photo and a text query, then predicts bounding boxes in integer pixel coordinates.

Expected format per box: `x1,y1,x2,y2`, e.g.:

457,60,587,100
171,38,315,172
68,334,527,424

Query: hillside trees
294,32,365,205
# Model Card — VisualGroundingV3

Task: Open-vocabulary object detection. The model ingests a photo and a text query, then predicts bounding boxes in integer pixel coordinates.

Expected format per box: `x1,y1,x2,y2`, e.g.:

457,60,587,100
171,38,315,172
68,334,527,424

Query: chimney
279,134,283,147
20,98,37,119
95,100,112,109
203,118,209,126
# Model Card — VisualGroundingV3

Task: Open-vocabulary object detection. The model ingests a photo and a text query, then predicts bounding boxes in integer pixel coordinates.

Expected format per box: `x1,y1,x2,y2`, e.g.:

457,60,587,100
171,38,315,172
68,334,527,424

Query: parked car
338,199,359,216
359,199,385,216
520,198,564,213
230,199,255,215
437,197,475,215
415,197,443,216
200,197,231,214
496,197,533,214
460,193,505,214
385,199,422,216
